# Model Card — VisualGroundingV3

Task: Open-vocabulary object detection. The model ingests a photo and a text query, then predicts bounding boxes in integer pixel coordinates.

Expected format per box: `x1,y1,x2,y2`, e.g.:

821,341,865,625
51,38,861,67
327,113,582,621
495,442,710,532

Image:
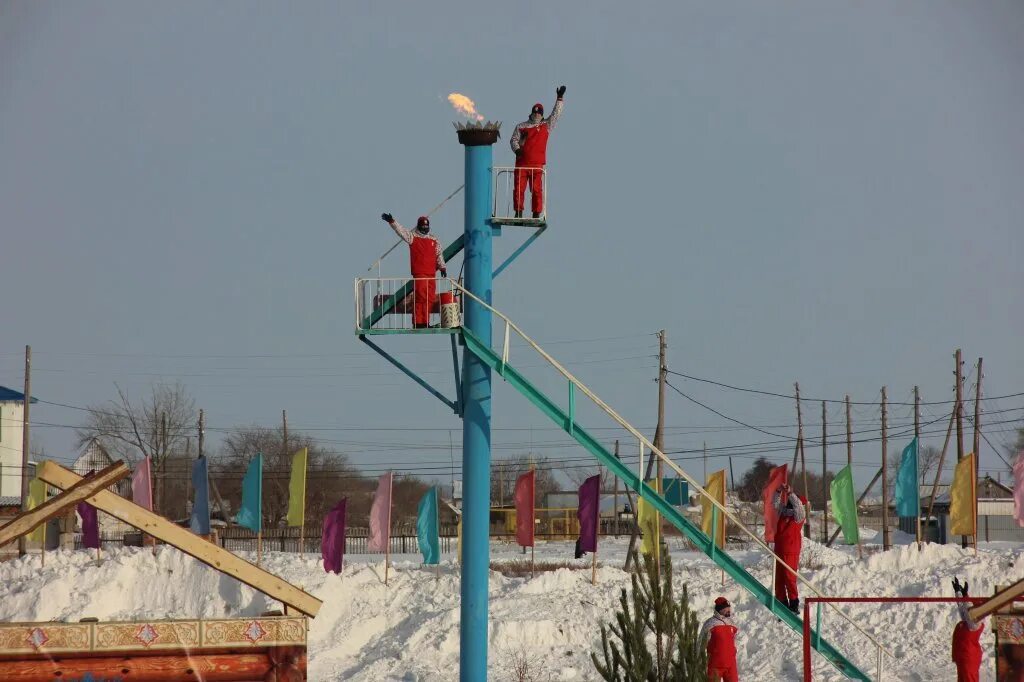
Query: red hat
714,597,731,612
416,216,430,228
532,102,544,114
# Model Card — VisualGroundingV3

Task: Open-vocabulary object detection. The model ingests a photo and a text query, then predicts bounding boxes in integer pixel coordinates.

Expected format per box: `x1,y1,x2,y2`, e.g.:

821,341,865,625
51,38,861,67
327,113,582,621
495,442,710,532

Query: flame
447,93,484,122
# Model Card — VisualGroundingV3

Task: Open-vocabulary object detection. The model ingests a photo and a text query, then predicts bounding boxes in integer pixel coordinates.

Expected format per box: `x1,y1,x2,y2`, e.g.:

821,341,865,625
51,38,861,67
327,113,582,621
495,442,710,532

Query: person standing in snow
510,85,566,219
952,576,985,682
700,597,739,682
772,483,807,613
380,213,447,328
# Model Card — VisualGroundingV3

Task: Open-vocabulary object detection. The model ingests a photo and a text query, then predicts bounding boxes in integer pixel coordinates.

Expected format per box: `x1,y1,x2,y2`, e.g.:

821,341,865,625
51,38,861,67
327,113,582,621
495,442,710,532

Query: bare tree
491,455,560,507
76,382,196,513
565,465,613,492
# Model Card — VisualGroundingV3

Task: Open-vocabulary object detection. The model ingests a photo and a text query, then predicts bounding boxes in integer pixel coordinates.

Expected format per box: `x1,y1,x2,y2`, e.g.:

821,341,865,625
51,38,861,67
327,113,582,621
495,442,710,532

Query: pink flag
514,470,535,548
367,472,393,553
1013,454,1024,528
132,456,153,511
763,464,788,543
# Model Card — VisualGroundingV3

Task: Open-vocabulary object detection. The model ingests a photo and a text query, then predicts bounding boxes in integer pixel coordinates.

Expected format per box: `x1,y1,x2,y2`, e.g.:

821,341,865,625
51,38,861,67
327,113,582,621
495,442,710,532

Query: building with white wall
0,386,36,504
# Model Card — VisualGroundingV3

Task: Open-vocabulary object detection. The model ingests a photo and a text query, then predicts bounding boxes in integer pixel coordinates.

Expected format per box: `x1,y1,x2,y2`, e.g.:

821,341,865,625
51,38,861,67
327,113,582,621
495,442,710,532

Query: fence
354,276,462,332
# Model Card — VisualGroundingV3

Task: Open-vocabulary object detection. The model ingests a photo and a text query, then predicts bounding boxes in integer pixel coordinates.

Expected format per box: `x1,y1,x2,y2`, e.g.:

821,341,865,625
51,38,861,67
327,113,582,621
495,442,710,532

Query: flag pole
385,471,393,586
435,486,441,582
592,472,600,586
257,530,263,567
972,454,978,557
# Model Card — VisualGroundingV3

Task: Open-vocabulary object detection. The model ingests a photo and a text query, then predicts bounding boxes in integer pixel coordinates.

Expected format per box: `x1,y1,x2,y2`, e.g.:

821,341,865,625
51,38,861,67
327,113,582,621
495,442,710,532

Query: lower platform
489,217,547,228
357,327,461,336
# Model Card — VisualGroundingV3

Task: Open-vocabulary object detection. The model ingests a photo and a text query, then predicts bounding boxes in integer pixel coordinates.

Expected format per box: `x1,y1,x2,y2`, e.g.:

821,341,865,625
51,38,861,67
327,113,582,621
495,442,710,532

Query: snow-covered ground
1,534,1021,681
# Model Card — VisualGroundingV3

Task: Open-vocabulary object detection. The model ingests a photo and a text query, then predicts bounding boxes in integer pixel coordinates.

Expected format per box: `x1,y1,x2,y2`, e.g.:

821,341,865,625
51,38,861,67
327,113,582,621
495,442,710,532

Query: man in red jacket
510,85,566,219
951,576,984,682
381,213,446,328
700,597,739,682
773,483,806,614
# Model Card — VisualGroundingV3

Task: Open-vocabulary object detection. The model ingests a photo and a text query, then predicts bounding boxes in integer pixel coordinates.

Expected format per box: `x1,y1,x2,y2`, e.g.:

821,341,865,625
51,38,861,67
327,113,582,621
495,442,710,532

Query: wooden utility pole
18,345,31,557
973,358,983,553
654,330,666,487
794,383,810,537
613,440,620,538
703,441,708,486
844,395,861,558
955,348,966,548
926,409,956,528
198,409,205,459
282,409,289,455
914,386,921,549
821,401,828,543
881,386,890,551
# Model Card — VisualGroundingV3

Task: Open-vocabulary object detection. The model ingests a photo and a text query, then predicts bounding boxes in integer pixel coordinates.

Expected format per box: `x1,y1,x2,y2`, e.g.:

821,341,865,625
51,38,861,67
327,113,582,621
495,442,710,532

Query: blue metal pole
457,127,496,681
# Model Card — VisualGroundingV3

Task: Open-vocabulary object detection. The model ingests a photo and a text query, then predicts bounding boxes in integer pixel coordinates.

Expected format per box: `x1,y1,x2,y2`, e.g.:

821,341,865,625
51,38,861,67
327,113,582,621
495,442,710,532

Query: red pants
955,662,979,682
412,276,436,327
708,665,738,682
774,552,799,602
513,167,544,214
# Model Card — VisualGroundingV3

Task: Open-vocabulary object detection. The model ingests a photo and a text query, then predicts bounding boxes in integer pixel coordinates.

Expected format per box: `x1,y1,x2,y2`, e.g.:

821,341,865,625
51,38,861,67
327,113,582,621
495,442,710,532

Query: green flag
286,447,308,527
830,464,859,545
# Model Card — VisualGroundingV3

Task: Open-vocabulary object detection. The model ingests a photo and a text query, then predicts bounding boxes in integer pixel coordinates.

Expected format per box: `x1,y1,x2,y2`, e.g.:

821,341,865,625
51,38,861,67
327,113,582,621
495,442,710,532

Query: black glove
952,577,962,595
440,268,447,278
556,85,566,98
381,212,394,223
962,580,969,597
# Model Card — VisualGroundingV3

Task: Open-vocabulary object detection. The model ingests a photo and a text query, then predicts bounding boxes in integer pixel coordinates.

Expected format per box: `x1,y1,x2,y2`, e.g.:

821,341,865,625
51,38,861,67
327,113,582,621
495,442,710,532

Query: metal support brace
450,334,463,416
500,321,510,376
568,381,575,436
359,336,458,413
493,227,546,279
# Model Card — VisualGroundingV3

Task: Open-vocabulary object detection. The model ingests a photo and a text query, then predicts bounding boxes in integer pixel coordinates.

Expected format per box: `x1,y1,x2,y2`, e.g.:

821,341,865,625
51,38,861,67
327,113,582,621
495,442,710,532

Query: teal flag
830,465,859,545
235,453,263,533
895,437,920,518
416,487,440,565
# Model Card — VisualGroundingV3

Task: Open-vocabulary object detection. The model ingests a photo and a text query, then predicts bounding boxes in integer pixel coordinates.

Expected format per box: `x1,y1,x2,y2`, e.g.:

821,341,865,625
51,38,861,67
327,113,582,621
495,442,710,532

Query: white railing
493,166,548,221
449,280,890,680
354,277,462,332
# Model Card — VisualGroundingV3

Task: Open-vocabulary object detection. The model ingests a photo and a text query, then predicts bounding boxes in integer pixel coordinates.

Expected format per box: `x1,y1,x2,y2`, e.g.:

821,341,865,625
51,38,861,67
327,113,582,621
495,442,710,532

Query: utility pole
881,386,889,551
613,440,620,538
282,409,289,456
198,409,205,459
654,330,667,562
18,345,31,557
794,382,810,538
955,348,966,549
973,358,983,553
914,386,921,549
845,395,852,469
703,441,708,485
822,401,828,543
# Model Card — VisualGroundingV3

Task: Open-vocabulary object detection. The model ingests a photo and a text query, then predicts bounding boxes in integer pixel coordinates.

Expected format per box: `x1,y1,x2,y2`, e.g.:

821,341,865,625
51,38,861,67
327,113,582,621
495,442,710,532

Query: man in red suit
773,483,806,613
951,577,984,682
700,597,739,682
510,85,566,219
381,213,446,328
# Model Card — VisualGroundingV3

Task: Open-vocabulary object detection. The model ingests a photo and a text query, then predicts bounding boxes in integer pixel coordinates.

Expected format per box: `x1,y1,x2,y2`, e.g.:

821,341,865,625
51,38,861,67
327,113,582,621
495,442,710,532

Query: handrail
450,280,891,671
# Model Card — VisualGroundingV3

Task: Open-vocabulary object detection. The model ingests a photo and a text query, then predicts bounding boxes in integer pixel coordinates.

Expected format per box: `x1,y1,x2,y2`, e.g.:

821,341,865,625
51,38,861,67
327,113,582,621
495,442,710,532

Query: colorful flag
637,495,659,558
763,464,788,543
27,478,47,544
514,470,535,548
895,438,920,518
321,498,347,574
368,472,393,553
190,456,211,535
576,474,600,556
949,453,977,536
701,470,727,549
416,487,440,565
77,500,100,549
830,464,859,545
285,447,308,528
235,453,263,533
131,456,153,511
1013,453,1024,527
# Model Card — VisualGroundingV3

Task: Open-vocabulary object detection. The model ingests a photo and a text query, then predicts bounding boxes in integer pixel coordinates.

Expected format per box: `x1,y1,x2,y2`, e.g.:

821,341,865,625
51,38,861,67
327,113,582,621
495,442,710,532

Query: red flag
577,475,600,554
514,470,535,548
763,464,788,543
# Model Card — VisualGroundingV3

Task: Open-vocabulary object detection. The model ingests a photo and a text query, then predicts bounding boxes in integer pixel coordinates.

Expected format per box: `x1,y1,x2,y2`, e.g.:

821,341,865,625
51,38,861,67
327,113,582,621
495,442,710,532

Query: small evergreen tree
592,551,708,682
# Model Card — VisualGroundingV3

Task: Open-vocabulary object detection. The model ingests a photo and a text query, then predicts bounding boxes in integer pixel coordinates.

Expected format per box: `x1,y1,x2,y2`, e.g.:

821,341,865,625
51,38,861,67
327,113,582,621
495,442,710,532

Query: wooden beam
0,462,130,549
969,577,1024,622
36,461,322,618
0,651,304,681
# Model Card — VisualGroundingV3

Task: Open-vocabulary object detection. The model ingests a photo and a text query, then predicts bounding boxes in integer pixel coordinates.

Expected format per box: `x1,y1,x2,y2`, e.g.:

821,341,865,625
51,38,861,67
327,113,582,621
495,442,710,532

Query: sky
1,1,1022,492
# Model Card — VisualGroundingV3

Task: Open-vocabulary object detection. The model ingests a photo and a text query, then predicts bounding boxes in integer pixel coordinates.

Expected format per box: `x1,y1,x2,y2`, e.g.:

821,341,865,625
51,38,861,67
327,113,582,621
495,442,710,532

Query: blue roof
0,386,37,403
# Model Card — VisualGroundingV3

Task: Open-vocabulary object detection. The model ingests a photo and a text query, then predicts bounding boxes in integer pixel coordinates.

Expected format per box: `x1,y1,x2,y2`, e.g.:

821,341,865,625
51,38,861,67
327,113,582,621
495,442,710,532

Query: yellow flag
27,478,46,544
637,495,660,559
949,452,977,536
701,470,727,549
285,447,308,527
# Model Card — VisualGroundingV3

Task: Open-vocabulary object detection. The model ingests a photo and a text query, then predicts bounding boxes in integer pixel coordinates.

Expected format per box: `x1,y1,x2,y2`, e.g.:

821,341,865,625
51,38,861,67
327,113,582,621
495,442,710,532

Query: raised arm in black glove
381,212,394,223
953,577,963,595
962,580,969,596
556,85,566,99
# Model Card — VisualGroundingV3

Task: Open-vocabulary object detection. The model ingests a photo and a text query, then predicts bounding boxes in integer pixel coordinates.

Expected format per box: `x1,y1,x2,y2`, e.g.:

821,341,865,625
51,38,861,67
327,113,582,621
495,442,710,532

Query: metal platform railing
493,166,548,223
354,277,462,332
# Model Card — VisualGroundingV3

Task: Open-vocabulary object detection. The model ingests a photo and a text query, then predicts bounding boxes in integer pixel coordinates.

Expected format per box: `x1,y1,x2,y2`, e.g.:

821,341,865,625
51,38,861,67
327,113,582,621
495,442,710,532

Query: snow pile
1,539,1022,680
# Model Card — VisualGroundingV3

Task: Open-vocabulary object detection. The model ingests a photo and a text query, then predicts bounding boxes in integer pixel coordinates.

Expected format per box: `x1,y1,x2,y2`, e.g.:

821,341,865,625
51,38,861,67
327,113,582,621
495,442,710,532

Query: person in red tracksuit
700,597,739,682
773,483,806,614
510,85,566,219
951,576,985,682
381,213,446,328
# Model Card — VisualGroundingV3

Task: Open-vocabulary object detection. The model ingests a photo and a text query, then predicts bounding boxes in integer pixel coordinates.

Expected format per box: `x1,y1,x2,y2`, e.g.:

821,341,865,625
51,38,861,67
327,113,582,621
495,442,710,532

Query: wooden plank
37,461,322,618
0,462,130,549
0,651,303,681
969,576,1024,622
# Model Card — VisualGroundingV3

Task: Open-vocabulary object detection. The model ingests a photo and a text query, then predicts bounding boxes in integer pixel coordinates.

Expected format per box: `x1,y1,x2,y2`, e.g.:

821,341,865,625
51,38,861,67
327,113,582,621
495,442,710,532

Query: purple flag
321,498,347,574
577,474,600,555
1014,453,1024,527
77,501,100,550
132,456,153,511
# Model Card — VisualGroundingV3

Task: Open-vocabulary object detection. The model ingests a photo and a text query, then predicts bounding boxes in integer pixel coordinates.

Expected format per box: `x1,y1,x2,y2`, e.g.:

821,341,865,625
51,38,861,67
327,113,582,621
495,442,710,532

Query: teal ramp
461,327,870,681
